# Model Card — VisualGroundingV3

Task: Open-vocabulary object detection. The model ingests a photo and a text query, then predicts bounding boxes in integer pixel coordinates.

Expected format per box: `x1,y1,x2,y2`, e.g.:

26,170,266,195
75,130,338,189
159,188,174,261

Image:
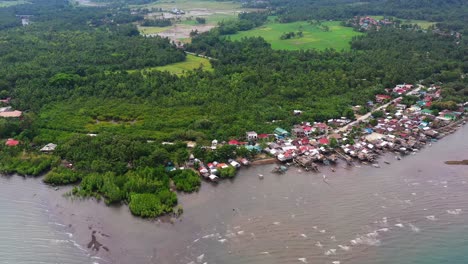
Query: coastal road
337,85,422,133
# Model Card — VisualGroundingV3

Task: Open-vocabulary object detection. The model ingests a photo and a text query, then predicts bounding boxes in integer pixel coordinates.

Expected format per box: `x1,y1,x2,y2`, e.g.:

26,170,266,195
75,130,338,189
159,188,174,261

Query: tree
369,118,378,126
371,110,384,118
195,17,206,24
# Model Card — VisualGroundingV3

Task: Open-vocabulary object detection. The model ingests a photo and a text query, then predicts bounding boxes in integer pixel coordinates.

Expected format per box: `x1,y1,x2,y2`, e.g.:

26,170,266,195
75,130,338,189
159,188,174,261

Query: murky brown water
1,125,466,264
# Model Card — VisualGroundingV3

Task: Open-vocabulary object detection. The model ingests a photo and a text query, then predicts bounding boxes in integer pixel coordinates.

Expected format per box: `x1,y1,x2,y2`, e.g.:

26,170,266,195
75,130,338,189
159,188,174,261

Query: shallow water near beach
0,125,467,264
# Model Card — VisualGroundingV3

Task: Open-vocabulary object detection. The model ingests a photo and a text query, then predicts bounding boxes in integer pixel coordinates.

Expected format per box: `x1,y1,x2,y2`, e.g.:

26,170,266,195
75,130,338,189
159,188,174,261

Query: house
291,127,305,138
0,110,22,118
375,94,391,103
246,131,258,141
0,106,12,112
186,141,196,148
0,97,11,104
329,133,342,140
211,139,218,149
258,133,270,140
5,138,19,147
40,143,57,152
293,110,303,115
228,139,240,146
246,145,262,152
395,104,407,110
274,127,290,138
303,126,313,136
313,122,329,133
318,138,329,145
421,109,433,115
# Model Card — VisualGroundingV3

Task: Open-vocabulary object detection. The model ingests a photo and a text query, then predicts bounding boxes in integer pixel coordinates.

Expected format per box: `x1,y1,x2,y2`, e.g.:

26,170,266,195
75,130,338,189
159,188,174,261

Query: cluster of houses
212,84,465,172
349,16,394,31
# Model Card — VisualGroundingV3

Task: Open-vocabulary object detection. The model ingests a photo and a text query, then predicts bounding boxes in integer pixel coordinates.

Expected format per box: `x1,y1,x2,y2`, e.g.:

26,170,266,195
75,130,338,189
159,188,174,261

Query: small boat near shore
272,165,288,174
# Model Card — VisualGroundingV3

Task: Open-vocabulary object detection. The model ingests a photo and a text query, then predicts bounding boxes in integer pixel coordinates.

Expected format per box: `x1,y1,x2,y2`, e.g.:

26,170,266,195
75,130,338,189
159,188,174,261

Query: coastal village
191,83,467,181
1,83,466,182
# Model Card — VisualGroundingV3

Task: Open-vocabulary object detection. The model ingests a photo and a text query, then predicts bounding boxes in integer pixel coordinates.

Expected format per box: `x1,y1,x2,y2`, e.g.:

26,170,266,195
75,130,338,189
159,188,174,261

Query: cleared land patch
137,0,261,42
227,21,363,51
128,54,212,75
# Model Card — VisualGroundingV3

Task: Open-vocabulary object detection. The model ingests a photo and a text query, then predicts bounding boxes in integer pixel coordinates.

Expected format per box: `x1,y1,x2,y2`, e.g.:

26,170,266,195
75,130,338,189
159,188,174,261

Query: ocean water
0,124,466,264
0,176,99,264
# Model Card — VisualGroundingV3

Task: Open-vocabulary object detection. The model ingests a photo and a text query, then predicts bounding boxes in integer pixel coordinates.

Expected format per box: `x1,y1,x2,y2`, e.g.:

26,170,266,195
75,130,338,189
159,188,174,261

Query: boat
272,165,288,174
328,154,338,163
208,174,219,182
229,160,241,168
240,158,250,166
258,174,264,179
384,161,390,164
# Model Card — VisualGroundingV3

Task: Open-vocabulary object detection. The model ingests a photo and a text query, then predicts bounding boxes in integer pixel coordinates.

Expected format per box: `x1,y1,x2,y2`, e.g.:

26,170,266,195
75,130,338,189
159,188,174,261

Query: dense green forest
0,0,466,217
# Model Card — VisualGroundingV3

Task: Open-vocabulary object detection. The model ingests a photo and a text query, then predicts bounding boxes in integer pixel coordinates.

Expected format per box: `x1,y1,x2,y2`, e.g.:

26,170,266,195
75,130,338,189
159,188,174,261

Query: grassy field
137,0,241,11
129,54,213,75
0,0,29,7
227,21,363,51
139,0,258,26
137,25,172,35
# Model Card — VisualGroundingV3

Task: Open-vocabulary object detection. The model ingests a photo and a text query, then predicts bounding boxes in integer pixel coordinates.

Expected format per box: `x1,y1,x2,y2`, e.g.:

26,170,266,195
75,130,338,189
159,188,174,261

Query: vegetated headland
0,0,466,220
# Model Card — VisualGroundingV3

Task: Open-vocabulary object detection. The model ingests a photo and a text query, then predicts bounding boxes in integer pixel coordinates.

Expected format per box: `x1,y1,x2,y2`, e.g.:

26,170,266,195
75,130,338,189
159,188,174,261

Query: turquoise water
376,224,468,264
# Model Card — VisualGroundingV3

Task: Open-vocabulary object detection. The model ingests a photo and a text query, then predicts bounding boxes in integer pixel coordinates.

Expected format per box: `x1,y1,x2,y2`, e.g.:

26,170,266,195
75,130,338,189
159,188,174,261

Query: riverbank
36,122,467,264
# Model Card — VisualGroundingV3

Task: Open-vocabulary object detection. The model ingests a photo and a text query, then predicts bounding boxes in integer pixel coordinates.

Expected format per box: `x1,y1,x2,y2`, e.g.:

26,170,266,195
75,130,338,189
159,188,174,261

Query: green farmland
227,21,363,51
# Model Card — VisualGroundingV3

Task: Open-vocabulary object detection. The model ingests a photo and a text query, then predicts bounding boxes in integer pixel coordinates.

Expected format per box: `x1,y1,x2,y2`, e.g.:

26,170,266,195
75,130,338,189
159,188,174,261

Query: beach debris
315,241,323,248
394,223,404,228
300,233,307,238
260,251,270,255
298,257,308,263
332,261,341,264
258,174,264,179
324,249,337,255
273,221,281,225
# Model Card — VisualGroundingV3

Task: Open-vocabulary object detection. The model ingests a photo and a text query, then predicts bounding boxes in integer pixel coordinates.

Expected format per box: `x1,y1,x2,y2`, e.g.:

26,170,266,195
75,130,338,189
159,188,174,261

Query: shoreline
40,124,466,263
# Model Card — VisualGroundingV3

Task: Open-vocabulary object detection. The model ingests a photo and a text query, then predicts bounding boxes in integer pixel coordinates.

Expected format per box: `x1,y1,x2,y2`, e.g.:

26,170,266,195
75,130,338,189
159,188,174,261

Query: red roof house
5,138,19,147
228,139,240,145
318,138,329,145
375,94,391,102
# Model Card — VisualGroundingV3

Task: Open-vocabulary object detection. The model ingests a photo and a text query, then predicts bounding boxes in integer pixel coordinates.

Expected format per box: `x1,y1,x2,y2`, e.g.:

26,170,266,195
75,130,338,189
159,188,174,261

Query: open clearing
128,54,212,75
137,0,261,42
227,21,363,51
